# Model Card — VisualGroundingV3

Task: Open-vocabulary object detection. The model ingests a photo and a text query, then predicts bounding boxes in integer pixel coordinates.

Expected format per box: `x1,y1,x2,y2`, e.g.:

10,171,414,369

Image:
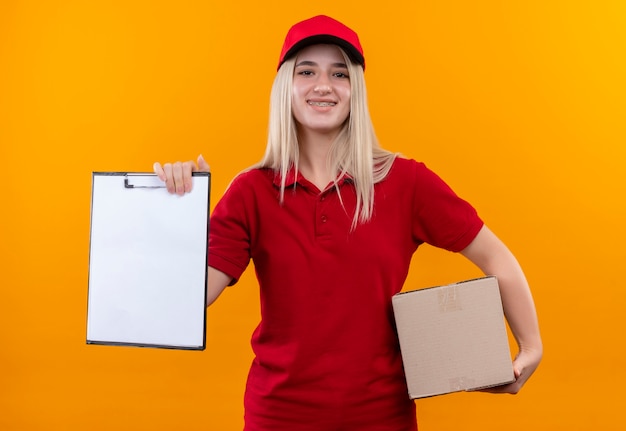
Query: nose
313,74,332,94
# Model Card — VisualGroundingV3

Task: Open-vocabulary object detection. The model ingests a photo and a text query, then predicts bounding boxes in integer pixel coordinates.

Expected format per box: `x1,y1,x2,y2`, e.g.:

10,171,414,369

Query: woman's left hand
481,346,543,394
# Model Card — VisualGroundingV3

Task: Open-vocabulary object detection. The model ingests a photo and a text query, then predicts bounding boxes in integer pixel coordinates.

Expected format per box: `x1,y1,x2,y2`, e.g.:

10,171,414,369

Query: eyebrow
295,60,348,69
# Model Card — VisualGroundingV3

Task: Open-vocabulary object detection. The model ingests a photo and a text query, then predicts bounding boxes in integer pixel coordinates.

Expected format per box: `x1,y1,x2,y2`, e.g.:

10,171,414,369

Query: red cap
277,15,365,70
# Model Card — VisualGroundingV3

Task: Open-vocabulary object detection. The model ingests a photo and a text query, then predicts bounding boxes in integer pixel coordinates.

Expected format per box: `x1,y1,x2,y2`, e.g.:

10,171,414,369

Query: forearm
461,225,542,355
486,249,542,355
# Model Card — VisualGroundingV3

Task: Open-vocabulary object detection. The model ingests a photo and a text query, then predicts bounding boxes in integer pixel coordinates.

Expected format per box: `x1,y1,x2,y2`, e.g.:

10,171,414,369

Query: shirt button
321,215,328,223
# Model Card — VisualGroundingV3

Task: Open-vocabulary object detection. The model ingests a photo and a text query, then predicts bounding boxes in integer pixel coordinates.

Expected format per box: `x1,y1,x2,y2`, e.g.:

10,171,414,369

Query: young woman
154,15,542,431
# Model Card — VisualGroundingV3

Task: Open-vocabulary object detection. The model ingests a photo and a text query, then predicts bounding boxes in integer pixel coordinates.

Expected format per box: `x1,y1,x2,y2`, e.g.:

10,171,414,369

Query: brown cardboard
392,276,515,399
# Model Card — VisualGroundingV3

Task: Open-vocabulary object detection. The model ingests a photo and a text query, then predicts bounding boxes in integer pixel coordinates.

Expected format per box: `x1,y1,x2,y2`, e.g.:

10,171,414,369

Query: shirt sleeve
410,161,484,252
208,174,252,285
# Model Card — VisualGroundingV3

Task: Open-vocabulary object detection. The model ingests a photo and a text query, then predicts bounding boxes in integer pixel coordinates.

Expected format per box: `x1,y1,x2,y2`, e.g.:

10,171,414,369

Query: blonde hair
253,48,397,228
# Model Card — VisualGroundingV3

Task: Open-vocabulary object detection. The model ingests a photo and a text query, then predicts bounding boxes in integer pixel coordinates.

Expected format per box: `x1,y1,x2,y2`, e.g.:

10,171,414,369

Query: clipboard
86,172,210,350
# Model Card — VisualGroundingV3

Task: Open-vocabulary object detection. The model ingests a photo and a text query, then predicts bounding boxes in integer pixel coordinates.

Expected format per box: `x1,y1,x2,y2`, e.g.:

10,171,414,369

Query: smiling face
291,44,352,140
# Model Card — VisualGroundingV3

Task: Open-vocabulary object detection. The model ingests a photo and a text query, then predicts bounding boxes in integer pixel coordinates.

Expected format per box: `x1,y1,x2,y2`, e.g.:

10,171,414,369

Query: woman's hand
153,154,210,195
481,346,543,394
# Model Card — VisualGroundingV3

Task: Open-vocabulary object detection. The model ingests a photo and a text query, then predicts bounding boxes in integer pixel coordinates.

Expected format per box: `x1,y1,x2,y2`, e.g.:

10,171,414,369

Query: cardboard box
392,276,515,399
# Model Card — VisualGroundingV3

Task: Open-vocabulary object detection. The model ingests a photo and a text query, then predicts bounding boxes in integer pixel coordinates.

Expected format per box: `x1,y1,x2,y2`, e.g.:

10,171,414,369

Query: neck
297,131,337,191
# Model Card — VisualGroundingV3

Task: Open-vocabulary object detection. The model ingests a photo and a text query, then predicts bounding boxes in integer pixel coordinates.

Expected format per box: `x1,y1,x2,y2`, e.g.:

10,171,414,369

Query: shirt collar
272,167,353,190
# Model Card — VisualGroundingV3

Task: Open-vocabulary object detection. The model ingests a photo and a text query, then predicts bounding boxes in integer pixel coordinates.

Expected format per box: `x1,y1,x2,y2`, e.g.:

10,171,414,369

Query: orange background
1,1,624,430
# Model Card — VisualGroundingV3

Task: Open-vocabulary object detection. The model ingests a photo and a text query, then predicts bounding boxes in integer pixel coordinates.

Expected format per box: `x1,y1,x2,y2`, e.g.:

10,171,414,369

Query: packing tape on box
449,376,476,392
438,284,462,312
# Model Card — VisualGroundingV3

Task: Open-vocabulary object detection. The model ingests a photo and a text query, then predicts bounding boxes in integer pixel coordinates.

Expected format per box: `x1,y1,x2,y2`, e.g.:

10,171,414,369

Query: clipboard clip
124,174,166,189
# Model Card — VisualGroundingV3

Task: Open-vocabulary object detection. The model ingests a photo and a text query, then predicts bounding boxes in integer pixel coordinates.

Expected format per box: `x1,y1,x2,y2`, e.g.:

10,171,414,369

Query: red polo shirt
208,157,483,431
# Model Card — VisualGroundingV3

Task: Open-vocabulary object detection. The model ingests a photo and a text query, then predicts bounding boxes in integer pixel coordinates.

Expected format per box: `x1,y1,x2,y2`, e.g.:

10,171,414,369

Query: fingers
153,156,208,195
182,161,194,193
153,162,166,182
171,161,187,195
479,348,541,395
162,162,176,194
160,160,194,195
197,154,211,172
477,369,523,394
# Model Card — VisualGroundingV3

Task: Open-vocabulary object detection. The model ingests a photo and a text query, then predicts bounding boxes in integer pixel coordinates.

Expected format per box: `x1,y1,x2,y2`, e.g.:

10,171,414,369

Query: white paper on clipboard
86,172,210,350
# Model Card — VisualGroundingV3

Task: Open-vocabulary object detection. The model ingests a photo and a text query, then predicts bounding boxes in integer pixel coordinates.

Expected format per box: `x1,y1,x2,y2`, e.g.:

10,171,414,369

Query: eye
333,71,349,79
297,70,314,76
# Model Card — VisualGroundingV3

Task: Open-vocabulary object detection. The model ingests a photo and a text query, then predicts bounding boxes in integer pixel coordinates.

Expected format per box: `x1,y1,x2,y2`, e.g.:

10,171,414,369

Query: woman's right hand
153,154,210,195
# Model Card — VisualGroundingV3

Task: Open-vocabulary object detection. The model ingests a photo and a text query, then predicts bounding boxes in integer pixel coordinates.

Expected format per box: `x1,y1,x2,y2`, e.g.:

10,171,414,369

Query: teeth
308,101,335,107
